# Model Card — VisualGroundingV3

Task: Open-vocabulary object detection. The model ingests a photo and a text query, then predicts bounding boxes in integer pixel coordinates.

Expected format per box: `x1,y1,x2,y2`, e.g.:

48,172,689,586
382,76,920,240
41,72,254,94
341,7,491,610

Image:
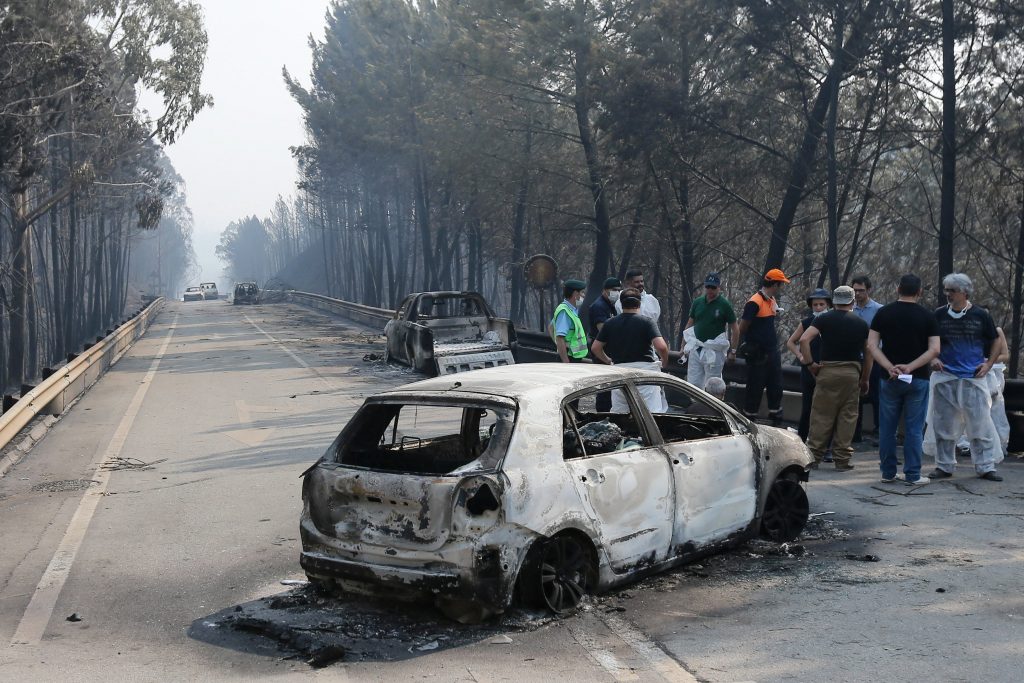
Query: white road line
10,314,178,647
567,622,640,681
602,614,699,683
244,314,340,394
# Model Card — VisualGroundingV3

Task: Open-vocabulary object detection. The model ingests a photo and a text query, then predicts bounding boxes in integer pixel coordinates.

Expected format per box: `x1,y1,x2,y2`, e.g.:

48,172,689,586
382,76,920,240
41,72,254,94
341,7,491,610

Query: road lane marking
244,314,363,414
567,622,640,681
602,614,699,683
10,314,178,647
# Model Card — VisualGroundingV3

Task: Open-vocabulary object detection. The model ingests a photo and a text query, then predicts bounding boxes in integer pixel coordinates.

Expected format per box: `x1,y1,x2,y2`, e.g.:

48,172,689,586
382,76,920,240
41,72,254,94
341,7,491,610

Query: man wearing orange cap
738,268,790,423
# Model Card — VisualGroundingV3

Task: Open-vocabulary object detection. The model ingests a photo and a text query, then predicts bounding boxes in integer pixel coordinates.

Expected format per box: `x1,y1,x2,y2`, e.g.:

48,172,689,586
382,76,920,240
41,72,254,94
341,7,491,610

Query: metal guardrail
287,291,393,327
0,298,164,451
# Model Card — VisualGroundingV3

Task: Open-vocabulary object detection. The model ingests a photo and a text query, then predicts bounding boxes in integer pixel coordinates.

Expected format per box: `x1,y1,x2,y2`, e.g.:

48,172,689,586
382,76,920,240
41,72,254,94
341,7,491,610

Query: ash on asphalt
188,584,557,667
188,518,867,668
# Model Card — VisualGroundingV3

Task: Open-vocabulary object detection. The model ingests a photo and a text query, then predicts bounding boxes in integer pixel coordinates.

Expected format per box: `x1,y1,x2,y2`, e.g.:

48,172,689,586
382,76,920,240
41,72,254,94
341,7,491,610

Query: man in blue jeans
867,274,940,485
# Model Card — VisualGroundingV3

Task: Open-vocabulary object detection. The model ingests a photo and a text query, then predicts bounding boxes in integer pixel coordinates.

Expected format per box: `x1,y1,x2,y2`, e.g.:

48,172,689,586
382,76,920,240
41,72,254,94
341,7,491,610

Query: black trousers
798,366,816,440
744,349,783,416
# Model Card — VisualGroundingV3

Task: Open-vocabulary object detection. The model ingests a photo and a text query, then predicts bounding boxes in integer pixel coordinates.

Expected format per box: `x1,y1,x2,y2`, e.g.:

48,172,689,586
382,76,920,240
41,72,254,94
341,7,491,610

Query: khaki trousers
807,362,862,465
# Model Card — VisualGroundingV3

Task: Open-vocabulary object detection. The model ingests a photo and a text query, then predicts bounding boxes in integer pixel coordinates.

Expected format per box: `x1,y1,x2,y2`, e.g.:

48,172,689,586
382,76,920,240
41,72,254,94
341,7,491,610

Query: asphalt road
1,300,1022,681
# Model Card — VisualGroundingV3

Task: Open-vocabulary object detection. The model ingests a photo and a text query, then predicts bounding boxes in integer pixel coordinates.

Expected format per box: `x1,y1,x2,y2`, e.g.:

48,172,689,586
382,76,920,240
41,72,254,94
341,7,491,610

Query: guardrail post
2,395,16,412
66,353,78,363
20,384,35,397
42,368,55,379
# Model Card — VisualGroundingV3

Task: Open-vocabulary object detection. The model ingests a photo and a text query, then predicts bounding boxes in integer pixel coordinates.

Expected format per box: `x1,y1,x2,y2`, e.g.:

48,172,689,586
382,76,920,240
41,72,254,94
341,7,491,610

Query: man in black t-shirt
868,274,940,485
798,285,872,470
592,289,669,412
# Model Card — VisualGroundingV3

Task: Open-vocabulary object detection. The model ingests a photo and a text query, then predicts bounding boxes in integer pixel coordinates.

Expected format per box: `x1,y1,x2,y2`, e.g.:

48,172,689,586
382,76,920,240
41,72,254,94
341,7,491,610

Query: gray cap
832,285,855,305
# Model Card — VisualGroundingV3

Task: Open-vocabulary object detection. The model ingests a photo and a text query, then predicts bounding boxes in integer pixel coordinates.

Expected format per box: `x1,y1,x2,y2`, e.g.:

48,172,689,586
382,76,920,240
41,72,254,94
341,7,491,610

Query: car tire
518,533,595,615
760,477,809,542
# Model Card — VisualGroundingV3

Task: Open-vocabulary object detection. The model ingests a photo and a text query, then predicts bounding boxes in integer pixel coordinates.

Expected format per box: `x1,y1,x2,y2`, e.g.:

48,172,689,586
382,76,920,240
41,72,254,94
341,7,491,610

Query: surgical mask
947,303,969,319
608,290,620,303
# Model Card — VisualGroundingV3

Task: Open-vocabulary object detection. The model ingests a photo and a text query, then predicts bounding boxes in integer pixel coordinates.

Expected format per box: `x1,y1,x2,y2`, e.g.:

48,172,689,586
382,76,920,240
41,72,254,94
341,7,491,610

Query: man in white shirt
614,268,661,323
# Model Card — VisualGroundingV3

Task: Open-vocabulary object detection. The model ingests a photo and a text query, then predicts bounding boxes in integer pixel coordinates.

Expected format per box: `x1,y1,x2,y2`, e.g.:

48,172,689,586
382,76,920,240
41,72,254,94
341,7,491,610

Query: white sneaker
881,473,905,483
905,476,930,485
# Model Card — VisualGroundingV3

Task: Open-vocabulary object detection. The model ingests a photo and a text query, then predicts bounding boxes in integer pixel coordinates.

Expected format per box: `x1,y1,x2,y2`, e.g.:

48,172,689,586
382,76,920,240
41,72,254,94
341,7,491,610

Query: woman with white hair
925,273,1004,481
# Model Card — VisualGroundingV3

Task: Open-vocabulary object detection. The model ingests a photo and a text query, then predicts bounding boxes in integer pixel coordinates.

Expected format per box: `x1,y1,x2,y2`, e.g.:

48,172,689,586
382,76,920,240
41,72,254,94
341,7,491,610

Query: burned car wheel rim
761,478,809,542
538,535,593,614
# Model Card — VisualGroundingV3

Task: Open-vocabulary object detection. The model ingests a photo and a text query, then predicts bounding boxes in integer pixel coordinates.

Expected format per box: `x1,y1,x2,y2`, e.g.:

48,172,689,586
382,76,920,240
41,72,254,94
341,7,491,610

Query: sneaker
929,468,953,479
978,471,1003,482
880,473,903,483
905,476,930,485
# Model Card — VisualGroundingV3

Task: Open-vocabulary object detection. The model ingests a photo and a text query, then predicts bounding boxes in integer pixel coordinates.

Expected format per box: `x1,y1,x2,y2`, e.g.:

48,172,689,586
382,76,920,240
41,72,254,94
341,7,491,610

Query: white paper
898,374,913,384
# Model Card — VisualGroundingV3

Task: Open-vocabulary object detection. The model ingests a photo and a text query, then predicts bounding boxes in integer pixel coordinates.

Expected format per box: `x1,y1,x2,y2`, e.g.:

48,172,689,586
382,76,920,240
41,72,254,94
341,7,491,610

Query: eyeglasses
705,285,718,289
853,288,867,294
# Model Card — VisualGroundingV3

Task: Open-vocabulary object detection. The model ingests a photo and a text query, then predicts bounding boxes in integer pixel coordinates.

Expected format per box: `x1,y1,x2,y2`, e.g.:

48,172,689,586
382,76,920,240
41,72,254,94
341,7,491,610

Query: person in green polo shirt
551,279,588,363
681,272,738,390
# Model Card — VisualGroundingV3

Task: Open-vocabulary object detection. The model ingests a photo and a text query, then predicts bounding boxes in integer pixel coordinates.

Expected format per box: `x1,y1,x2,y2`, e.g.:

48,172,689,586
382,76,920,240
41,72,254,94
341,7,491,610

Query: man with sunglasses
927,273,1003,481
681,272,738,390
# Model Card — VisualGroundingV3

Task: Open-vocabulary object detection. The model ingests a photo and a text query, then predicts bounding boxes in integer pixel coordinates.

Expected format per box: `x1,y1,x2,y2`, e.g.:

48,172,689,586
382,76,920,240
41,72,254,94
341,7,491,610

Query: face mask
608,290,620,303
947,303,969,319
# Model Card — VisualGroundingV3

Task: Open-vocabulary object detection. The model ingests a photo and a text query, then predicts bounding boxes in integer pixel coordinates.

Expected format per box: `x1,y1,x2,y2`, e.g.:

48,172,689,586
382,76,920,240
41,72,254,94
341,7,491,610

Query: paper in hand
897,374,913,384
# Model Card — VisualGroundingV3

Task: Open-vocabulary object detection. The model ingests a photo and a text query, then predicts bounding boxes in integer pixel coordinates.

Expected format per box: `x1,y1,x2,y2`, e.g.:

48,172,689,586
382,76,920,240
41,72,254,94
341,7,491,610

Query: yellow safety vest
552,302,588,358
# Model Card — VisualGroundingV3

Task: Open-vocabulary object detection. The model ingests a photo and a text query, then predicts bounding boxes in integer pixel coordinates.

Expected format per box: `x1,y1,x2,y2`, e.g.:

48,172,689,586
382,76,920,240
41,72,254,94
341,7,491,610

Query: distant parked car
200,282,219,300
183,286,204,302
300,364,812,622
232,282,259,305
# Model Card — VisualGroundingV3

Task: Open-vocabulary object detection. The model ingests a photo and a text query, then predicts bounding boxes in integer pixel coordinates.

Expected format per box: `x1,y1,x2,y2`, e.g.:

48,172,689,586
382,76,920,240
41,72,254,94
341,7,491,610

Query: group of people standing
550,266,1010,484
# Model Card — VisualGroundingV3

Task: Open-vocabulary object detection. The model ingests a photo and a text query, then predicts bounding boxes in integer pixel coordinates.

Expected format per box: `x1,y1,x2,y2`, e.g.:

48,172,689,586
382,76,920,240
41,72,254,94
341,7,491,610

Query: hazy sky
155,1,332,285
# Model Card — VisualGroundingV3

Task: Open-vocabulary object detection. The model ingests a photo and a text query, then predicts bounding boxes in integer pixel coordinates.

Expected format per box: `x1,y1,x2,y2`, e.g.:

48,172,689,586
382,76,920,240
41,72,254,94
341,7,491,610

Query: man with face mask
550,279,588,364
589,277,621,342
681,272,738,390
926,273,1003,481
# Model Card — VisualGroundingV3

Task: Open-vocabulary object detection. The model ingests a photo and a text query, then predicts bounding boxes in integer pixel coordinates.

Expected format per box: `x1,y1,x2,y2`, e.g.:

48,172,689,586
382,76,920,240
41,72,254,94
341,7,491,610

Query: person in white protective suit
591,288,669,413
929,326,1013,459
925,273,1004,481
680,272,739,391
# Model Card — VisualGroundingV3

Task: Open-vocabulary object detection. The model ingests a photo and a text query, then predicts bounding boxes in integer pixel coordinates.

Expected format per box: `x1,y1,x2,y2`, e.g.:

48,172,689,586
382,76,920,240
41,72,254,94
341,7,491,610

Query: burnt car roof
380,364,663,402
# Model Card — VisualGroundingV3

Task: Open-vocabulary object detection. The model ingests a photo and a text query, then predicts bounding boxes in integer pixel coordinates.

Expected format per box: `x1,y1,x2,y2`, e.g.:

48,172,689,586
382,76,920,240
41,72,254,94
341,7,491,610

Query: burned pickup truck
384,291,516,376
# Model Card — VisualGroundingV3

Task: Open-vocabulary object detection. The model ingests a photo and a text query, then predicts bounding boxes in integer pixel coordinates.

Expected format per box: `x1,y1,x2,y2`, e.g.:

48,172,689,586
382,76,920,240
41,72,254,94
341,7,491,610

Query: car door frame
560,379,677,573
629,377,760,553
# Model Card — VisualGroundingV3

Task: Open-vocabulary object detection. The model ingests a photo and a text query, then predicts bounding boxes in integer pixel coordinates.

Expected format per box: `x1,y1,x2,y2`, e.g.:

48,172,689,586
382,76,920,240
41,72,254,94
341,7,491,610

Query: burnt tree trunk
938,0,956,305
1010,181,1024,378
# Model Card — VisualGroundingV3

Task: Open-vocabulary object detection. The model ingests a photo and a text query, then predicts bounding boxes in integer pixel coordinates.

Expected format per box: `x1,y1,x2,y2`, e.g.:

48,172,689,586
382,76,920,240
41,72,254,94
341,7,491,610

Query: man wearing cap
550,279,588,364
589,277,622,341
799,285,873,470
738,268,789,423
681,273,738,390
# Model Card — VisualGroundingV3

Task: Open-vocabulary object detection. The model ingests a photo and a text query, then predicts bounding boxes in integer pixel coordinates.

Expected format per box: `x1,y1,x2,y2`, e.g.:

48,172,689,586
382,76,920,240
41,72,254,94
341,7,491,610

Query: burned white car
300,365,812,621
384,291,516,376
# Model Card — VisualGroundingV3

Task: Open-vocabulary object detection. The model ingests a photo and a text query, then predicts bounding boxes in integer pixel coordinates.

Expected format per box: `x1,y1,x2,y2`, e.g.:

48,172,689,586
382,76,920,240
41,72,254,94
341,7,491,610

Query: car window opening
563,390,647,459
636,382,732,443
339,402,513,475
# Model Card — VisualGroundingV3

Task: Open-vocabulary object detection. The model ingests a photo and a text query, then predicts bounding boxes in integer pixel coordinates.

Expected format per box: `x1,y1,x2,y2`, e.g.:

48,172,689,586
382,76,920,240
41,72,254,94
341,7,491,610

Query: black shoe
834,463,855,472
978,471,1003,482
929,468,953,479
823,453,834,463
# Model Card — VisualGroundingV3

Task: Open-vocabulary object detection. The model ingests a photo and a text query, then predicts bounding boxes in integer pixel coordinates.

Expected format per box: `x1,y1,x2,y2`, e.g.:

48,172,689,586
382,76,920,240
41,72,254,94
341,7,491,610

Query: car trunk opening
306,398,515,549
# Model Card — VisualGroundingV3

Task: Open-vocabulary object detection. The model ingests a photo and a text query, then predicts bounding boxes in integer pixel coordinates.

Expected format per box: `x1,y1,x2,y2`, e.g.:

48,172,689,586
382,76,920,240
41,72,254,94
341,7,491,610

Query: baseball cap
832,285,855,305
704,272,721,287
603,277,622,290
564,279,586,291
764,268,790,283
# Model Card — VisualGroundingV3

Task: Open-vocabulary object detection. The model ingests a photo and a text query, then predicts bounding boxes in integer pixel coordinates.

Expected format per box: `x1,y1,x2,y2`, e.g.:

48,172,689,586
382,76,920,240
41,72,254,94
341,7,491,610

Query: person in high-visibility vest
551,279,588,363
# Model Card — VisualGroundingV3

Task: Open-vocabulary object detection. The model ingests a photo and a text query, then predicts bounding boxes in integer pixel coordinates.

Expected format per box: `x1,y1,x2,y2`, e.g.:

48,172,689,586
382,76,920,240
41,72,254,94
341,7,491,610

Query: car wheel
520,533,595,615
760,477,809,542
